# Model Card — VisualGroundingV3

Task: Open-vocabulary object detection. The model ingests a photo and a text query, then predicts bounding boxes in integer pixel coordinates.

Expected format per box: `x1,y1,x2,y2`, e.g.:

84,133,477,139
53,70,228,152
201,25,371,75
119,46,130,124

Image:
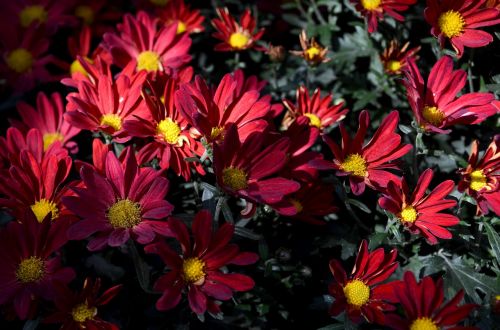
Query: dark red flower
156,0,205,35
380,39,420,75
350,0,417,33
290,30,330,66
72,0,124,36
144,210,258,315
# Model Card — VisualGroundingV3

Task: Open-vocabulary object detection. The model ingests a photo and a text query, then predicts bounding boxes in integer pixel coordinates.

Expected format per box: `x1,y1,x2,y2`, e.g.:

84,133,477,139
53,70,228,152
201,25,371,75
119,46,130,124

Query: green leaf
483,222,500,264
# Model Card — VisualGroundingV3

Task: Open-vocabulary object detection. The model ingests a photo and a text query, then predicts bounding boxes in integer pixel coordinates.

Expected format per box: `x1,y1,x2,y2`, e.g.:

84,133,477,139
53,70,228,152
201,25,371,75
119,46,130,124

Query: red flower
211,7,265,52
386,271,477,329
0,210,75,319
328,240,399,324
103,11,192,74
144,210,258,315
45,278,122,330
289,30,330,66
282,86,348,131
72,1,124,36
156,0,205,34
379,169,459,245
350,0,417,33
403,55,499,133
64,147,173,251
425,0,500,57
213,125,300,205
380,39,420,75
458,136,500,216
312,110,412,195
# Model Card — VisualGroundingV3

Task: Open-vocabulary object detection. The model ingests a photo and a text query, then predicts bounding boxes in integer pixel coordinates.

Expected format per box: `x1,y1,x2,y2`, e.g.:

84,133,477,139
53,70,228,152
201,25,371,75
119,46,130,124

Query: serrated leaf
483,222,500,264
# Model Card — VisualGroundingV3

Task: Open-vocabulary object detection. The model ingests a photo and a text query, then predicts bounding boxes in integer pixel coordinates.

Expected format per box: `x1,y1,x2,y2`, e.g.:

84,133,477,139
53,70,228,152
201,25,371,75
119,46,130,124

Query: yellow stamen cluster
304,113,322,129
229,32,250,50
100,114,122,132
340,154,368,177
71,303,97,323
222,167,248,191
6,48,33,73
305,46,321,61
157,118,181,144
343,279,370,307
176,21,187,34
30,199,59,222
210,126,225,141
400,205,418,223
19,5,47,28
409,317,439,330
75,5,94,25
438,10,465,38
107,199,142,228
386,60,402,73
16,256,45,283
70,57,93,76
360,0,382,10
469,169,487,191
182,257,206,283
43,132,64,151
137,51,161,72
291,199,304,213
422,106,445,126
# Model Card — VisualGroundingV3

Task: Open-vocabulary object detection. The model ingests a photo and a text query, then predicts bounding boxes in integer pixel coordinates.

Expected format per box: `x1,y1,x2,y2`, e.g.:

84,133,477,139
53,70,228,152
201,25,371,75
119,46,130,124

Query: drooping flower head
64,147,174,251
458,136,500,216
380,39,420,75
144,210,258,315
211,7,265,52
425,0,500,57
403,55,499,133
328,240,399,324
156,0,205,35
350,0,417,33
379,169,460,245
290,30,330,66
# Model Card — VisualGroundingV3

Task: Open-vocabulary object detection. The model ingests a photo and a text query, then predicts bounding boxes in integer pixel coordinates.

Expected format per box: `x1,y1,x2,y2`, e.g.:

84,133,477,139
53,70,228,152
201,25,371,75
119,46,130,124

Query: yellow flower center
157,118,181,144
107,199,142,228
6,48,33,73
182,257,206,283
291,199,303,213
19,5,47,28
305,46,321,60
75,5,94,25
137,51,161,72
438,10,465,38
361,0,382,10
70,57,93,76
43,132,64,150
150,0,168,6
71,303,97,323
400,205,417,223
30,199,59,222
16,256,45,283
100,114,122,131
304,113,322,128
177,21,187,34
222,167,248,191
343,279,370,308
340,154,367,177
469,169,487,191
386,60,402,73
229,32,250,50
422,106,445,126
210,126,225,141
409,317,439,330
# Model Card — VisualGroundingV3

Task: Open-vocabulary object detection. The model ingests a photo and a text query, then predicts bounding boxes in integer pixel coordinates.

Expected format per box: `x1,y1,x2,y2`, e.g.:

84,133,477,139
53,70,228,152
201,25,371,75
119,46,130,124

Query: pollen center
422,106,445,126
16,256,45,283
304,113,322,128
6,48,33,73
291,199,303,213
70,57,93,76
72,303,97,323
182,257,206,283
157,118,181,144
75,5,94,25
107,199,142,228
438,10,465,38
43,132,64,150
340,154,367,177
343,279,370,308
386,60,402,73
137,51,161,72
210,126,225,141
360,0,381,10
19,5,47,28
400,205,417,223
469,169,487,191
30,199,59,222
305,46,321,60
176,21,187,34
409,317,439,330
229,32,249,49
222,167,248,190
100,114,122,131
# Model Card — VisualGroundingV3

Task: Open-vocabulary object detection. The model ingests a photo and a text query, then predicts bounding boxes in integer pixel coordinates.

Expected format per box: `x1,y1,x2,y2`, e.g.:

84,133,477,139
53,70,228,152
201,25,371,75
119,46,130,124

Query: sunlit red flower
103,11,192,74
282,86,348,131
328,240,399,324
379,169,459,245
425,0,500,57
211,7,265,51
385,271,477,329
458,136,500,216
403,56,499,133
290,30,330,66
312,110,412,195
0,210,75,320
45,278,122,330
380,39,420,75
156,0,205,34
350,0,417,33
64,147,173,251
144,210,258,315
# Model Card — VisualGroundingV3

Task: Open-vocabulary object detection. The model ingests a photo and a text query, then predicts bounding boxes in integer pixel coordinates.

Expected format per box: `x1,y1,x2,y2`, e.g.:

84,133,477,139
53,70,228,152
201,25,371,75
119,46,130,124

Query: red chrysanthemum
350,0,417,33
72,0,124,36
156,0,205,35
282,86,348,131
211,7,265,52
312,110,412,195
63,147,173,251
379,169,459,245
380,39,420,75
458,136,500,216
44,278,122,330
103,11,192,75
328,240,399,324
385,271,477,329
424,0,500,57
144,210,258,315
403,55,499,133
0,210,75,320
